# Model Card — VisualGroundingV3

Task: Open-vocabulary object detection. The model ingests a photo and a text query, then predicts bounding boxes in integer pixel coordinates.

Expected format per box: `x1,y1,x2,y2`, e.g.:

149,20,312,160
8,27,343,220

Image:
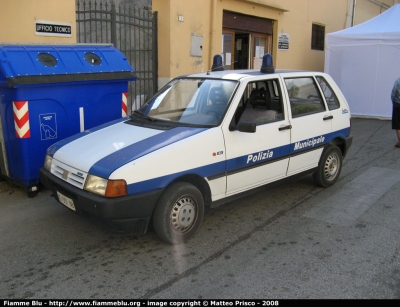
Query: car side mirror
237,122,256,133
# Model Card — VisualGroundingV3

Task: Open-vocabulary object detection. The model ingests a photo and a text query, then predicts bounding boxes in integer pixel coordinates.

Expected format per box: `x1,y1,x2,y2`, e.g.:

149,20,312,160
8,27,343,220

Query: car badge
62,170,69,180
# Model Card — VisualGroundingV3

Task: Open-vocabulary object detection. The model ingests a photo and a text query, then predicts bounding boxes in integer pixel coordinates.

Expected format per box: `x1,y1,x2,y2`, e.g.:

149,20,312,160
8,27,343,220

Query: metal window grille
76,0,158,113
311,24,325,51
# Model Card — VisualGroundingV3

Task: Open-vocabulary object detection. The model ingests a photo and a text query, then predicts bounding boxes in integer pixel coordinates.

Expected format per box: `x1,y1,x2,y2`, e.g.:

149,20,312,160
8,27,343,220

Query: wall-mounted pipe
209,0,217,69
352,0,357,26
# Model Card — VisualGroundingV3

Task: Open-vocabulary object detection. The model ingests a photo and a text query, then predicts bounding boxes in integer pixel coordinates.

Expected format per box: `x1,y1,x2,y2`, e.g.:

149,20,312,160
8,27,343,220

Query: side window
285,77,326,118
316,76,340,110
234,79,284,126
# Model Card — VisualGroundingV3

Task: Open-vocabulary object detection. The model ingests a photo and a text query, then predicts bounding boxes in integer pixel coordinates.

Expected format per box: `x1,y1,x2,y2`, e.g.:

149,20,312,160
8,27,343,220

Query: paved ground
0,117,399,299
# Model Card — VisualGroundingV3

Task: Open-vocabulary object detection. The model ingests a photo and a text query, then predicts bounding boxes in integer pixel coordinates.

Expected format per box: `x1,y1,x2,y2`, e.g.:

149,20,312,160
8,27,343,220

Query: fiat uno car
40,54,352,244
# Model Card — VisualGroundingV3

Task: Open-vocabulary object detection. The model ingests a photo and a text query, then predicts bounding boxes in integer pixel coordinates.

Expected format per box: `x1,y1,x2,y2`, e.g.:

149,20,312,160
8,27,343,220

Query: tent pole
352,0,357,27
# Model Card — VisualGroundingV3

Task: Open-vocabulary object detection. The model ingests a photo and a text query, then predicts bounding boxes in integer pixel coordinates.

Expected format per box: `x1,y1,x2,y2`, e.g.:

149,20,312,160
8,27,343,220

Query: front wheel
153,182,204,244
313,146,343,188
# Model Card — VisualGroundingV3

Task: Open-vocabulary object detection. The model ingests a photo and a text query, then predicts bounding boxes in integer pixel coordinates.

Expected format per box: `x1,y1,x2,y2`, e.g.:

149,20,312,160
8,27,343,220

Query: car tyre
313,146,342,188
153,182,204,244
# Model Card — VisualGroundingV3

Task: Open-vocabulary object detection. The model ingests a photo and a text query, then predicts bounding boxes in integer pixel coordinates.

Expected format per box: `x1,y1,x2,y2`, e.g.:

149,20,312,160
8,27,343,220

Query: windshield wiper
132,110,156,122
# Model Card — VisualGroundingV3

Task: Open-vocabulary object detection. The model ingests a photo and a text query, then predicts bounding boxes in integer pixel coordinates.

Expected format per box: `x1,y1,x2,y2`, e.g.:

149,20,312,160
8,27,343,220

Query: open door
223,30,271,70
222,29,235,70
253,34,271,69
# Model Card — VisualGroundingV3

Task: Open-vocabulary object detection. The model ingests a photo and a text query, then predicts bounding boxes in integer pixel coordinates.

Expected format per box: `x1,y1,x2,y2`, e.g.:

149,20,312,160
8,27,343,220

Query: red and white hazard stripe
13,101,30,138
122,92,128,117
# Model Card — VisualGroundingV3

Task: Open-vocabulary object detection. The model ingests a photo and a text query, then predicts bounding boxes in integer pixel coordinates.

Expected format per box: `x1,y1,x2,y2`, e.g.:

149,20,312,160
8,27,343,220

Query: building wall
0,0,397,89
0,0,76,43
153,0,285,87
353,0,395,25
153,0,397,88
276,0,348,71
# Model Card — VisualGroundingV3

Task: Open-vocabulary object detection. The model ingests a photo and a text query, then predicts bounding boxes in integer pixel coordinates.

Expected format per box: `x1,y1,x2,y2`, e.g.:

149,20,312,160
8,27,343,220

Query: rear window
316,76,340,110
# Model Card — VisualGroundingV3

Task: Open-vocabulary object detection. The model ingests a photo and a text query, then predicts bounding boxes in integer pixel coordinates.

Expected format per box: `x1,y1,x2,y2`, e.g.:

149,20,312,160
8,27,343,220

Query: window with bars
311,23,325,51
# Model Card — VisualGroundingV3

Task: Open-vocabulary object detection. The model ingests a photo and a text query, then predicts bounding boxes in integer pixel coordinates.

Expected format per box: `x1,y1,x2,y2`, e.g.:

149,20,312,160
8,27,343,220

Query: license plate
57,191,76,211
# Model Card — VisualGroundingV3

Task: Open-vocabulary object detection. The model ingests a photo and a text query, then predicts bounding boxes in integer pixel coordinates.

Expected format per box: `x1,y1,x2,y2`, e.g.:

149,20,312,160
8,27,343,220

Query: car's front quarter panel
110,126,227,197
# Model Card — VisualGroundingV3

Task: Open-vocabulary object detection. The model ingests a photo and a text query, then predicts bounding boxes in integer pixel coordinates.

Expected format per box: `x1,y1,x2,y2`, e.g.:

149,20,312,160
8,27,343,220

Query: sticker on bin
40,113,58,140
13,101,30,138
57,191,76,211
122,92,128,117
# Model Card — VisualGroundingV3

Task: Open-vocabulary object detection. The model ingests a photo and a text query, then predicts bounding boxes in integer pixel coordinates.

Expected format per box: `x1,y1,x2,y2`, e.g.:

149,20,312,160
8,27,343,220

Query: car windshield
137,78,238,126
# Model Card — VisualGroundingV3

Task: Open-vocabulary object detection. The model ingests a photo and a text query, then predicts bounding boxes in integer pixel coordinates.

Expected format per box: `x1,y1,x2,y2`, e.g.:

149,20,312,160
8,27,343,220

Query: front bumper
40,168,164,234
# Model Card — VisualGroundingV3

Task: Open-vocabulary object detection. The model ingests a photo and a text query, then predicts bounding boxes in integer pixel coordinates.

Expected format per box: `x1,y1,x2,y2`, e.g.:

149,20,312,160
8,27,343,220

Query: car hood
48,118,206,176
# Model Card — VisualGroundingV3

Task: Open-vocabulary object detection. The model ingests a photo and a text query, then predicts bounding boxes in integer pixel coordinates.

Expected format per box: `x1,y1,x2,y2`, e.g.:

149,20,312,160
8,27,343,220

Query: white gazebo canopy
325,4,400,119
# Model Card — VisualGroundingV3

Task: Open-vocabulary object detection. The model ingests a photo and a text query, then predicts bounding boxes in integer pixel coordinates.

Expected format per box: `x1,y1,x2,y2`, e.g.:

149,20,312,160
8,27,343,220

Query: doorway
222,30,271,70
234,33,249,70
222,11,273,70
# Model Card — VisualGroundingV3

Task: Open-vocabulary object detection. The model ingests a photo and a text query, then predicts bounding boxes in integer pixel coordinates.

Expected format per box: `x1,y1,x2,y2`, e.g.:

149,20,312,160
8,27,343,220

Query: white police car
40,54,352,244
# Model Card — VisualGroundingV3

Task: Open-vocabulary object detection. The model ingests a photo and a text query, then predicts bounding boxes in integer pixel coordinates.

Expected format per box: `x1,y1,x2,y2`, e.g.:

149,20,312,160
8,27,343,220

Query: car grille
50,159,87,189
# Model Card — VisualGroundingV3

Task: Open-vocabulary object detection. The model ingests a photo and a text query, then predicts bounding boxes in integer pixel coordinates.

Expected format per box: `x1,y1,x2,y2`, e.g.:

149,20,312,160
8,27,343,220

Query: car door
282,74,333,176
223,77,291,196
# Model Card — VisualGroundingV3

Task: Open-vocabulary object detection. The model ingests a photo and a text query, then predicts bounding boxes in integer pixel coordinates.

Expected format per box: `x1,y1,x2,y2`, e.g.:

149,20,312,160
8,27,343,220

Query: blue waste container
0,44,136,196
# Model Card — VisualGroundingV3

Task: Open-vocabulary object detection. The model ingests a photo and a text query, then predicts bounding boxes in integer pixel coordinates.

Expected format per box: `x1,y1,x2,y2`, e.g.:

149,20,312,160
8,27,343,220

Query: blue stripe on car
89,126,207,178
290,127,350,152
227,143,290,172
127,161,226,195
124,127,351,195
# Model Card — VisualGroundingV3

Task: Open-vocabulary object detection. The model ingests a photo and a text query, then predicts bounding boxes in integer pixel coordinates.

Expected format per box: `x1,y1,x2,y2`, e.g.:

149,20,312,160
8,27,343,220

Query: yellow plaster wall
0,0,396,87
153,0,213,87
0,0,76,43
354,0,393,25
153,0,285,87
154,0,397,86
275,0,348,71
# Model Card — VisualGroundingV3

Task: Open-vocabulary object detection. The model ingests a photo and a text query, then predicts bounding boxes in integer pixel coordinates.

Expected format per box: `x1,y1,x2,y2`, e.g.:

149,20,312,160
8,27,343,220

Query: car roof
182,69,327,81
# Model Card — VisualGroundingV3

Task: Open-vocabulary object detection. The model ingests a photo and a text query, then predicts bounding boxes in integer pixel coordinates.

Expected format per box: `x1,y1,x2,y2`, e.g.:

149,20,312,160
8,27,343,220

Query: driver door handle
279,124,292,131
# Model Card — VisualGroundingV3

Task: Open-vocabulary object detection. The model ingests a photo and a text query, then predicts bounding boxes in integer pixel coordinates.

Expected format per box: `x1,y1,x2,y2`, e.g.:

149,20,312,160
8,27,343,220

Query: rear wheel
153,182,204,244
313,146,342,187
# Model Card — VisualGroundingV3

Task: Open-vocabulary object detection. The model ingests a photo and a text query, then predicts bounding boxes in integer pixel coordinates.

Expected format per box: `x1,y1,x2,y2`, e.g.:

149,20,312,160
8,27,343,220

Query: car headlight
84,174,127,198
44,155,53,171
84,175,107,196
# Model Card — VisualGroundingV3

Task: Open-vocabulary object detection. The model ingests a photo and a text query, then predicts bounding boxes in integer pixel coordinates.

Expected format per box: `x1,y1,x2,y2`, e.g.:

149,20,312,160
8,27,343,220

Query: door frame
252,33,271,68
222,29,272,70
222,28,235,70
